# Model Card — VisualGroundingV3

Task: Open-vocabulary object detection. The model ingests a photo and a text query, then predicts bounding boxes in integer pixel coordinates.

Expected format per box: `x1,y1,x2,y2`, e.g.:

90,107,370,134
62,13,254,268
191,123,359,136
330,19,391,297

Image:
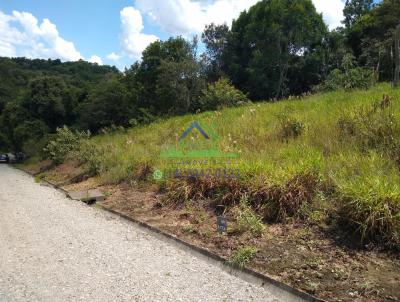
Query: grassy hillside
55,83,400,247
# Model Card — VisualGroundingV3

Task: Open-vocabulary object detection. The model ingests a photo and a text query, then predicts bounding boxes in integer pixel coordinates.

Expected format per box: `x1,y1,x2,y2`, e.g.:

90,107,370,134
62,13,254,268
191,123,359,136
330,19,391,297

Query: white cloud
0,10,82,61
88,55,103,65
0,11,20,57
135,0,259,35
120,7,159,59
134,0,344,35
107,52,121,61
313,0,345,29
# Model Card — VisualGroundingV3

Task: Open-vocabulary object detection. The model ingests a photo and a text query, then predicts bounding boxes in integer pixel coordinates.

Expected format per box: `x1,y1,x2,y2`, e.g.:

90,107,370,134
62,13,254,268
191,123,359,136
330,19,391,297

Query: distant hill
0,57,119,112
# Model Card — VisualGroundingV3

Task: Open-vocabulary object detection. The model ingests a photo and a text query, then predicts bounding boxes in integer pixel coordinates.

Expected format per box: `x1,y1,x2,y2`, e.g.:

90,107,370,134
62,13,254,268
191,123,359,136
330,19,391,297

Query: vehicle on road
0,154,9,163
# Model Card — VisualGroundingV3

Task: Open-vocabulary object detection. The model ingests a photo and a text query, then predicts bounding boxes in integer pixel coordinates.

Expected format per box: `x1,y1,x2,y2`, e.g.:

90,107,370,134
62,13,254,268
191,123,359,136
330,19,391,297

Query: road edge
14,165,327,302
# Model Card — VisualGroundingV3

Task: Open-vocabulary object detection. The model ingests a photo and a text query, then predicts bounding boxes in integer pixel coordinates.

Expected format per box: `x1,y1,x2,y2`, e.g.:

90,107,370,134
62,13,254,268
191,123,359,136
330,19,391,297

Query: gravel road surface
0,165,289,302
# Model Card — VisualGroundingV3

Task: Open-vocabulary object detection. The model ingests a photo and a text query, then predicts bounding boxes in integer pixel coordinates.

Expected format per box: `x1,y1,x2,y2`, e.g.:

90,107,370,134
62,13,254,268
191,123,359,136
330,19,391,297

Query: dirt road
0,165,289,302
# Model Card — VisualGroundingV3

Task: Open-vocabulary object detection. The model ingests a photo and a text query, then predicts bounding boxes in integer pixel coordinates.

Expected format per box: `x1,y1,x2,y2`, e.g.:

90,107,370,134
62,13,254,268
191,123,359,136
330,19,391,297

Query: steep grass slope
84,83,400,247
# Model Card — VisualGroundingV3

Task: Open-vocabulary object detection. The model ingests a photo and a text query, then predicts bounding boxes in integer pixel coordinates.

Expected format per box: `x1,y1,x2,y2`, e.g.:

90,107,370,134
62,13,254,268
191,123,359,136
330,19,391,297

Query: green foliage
0,131,9,152
182,224,197,234
278,114,304,141
332,152,400,246
229,246,258,268
201,23,230,82
22,76,77,129
156,58,205,115
13,120,49,157
0,57,118,152
317,54,375,91
346,0,400,81
337,96,400,164
343,0,374,28
128,37,204,116
43,126,89,164
200,78,248,111
223,0,327,100
77,139,105,176
79,78,138,132
0,102,30,151
235,196,265,237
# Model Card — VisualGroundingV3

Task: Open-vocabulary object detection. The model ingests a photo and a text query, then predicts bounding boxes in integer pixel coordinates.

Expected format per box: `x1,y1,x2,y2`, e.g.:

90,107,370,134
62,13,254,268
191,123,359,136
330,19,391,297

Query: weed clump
250,173,320,222
229,246,258,268
278,114,304,141
165,176,245,207
332,152,400,248
164,172,320,223
337,95,400,165
235,195,265,236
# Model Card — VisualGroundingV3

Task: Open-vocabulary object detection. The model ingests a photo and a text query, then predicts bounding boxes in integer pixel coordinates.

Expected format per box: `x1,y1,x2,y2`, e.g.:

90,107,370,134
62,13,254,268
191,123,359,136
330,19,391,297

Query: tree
223,0,327,100
156,59,205,115
13,120,49,156
201,78,248,111
22,76,78,129
316,53,375,91
201,23,230,82
394,24,400,87
0,131,9,152
128,36,204,115
78,78,137,132
343,0,374,28
0,102,30,151
346,0,400,81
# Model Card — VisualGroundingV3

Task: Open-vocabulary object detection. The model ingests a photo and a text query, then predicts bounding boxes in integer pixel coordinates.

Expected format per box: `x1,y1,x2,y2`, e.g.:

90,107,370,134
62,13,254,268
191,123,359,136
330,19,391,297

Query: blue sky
0,0,346,70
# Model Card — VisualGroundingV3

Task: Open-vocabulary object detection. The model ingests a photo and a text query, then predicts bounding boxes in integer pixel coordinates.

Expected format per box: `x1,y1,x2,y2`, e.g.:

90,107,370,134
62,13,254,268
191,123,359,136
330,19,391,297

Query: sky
0,0,346,70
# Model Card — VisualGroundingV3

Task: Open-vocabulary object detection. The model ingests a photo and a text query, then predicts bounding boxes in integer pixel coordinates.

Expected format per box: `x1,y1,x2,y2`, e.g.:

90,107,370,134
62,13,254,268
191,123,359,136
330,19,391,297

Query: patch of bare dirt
102,184,400,302
22,159,52,175
62,177,101,191
39,160,87,186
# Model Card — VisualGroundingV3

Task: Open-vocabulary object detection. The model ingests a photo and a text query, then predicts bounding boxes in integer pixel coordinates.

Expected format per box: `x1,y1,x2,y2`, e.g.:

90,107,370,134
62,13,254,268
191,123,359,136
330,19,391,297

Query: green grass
235,195,265,236
77,83,400,247
229,246,258,268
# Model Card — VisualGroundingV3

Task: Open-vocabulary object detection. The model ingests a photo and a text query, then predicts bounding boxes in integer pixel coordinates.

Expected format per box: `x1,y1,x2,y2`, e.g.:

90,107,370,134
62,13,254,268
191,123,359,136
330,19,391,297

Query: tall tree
22,76,77,129
128,36,204,115
201,23,230,82
78,78,137,132
395,24,400,86
346,0,400,81
343,0,374,28
223,0,327,100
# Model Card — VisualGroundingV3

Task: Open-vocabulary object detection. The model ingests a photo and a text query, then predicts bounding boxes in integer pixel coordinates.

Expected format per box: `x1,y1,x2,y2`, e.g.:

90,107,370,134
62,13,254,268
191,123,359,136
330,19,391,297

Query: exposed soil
26,162,400,302
20,159,53,175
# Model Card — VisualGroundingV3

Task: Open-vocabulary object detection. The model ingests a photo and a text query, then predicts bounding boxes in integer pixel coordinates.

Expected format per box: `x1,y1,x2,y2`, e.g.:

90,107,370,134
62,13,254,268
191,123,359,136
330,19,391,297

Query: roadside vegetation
39,83,400,249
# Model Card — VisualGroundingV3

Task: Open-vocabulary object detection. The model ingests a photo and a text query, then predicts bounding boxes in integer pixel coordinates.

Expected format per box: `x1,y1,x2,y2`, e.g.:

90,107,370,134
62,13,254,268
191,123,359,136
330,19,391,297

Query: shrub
77,139,105,176
43,126,89,164
200,78,249,111
317,54,376,91
229,246,258,268
277,114,304,141
332,152,400,248
235,195,265,236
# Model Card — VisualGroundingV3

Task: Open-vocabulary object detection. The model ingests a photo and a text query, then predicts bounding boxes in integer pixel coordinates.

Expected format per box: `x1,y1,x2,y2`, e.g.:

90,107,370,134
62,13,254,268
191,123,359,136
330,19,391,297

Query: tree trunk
394,24,400,87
